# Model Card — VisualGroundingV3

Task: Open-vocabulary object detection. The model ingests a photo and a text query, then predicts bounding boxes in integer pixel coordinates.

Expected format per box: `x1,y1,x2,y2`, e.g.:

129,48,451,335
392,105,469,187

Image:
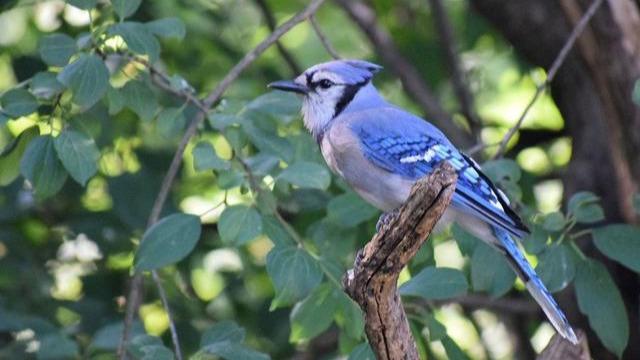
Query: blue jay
269,60,578,344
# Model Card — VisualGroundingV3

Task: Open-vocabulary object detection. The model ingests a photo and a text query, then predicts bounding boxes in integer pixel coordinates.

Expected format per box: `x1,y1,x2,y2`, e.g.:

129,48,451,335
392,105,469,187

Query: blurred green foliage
0,0,637,359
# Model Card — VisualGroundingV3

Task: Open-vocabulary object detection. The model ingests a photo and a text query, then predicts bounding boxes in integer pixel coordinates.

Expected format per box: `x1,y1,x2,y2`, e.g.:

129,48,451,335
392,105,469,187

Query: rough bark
470,0,640,358
342,163,457,360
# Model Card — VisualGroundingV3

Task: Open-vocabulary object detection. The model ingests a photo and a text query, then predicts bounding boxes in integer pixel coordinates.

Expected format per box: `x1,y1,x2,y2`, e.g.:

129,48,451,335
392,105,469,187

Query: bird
268,59,578,345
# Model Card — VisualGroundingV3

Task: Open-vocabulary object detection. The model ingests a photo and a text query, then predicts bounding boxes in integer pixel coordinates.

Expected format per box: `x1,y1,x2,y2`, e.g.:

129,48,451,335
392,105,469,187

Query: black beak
268,80,308,95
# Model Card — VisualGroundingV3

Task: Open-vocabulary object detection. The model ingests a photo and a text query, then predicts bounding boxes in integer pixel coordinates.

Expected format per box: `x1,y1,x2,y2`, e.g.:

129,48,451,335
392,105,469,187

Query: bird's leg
376,208,401,232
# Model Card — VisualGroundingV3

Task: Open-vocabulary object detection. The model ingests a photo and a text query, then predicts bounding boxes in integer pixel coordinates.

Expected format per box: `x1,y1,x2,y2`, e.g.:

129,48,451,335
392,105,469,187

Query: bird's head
268,59,382,139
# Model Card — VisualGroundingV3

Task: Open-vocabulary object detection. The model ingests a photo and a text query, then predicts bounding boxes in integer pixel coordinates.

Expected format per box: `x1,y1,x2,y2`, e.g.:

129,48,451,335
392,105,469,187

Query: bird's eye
318,79,333,89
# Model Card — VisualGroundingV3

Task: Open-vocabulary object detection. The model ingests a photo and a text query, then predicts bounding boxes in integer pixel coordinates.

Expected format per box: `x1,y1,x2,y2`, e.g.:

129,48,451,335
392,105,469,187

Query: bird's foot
375,208,400,232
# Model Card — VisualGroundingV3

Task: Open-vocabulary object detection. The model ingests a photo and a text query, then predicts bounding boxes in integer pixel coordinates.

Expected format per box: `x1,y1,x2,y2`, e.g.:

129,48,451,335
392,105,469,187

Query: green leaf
242,121,293,162
593,224,640,273
451,223,479,256
535,243,575,292
481,158,521,182
108,22,160,61
134,213,202,272
266,245,323,308
146,17,186,39
201,321,245,347
633,79,640,106
38,33,77,67
66,0,97,10
400,267,468,300
20,135,68,199
327,192,378,228
0,127,39,186
471,242,515,297
335,292,364,339
575,259,628,357
245,92,301,123
1,88,38,118
348,343,375,360
633,193,640,215
37,333,78,360
263,216,295,246
127,335,173,360
218,205,262,245
278,161,331,190
542,211,566,232
522,225,548,255
107,85,126,114
201,341,269,360
217,170,245,190
58,54,109,108
111,0,142,19
156,107,186,137
54,130,100,186
568,191,604,223
290,284,339,342
425,314,447,341
192,141,230,171
121,80,158,121
441,336,470,360
30,72,65,99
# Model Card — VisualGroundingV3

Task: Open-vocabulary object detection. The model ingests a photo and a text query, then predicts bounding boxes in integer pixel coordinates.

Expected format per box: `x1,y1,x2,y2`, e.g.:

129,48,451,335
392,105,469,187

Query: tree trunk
470,0,640,358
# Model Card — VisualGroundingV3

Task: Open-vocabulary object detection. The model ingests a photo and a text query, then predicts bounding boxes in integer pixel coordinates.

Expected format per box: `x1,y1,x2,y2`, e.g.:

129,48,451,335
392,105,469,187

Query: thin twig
117,0,327,357
492,0,605,159
428,0,481,139
335,0,474,148
253,0,303,75
151,271,183,360
309,15,340,59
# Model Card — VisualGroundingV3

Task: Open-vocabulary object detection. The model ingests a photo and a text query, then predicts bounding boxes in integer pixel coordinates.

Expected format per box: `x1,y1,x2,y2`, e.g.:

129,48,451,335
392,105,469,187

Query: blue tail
493,227,578,345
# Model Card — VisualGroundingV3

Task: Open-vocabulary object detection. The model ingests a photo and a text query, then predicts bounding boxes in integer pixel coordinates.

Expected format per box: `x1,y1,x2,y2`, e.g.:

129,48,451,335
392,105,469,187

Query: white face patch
298,71,351,137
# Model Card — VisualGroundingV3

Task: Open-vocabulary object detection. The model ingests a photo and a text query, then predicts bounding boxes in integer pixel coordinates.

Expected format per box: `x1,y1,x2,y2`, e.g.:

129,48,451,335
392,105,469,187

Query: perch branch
537,331,591,360
117,0,327,358
343,163,457,360
493,0,604,159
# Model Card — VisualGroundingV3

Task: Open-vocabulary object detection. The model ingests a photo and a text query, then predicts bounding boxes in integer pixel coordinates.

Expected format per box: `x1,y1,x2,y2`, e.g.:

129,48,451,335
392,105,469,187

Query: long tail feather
493,227,579,345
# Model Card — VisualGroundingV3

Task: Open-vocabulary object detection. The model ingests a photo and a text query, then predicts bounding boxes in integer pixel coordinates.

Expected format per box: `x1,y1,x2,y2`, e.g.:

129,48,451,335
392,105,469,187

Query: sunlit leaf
442,336,470,360
58,54,109,108
54,129,100,186
575,259,628,357
38,33,77,67
266,245,323,308
20,135,68,199
400,267,468,300
134,213,202,272
593,224,640,273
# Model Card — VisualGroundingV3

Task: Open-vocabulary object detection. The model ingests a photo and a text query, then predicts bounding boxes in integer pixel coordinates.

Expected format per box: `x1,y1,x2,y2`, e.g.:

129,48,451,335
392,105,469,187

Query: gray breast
320,122,412,211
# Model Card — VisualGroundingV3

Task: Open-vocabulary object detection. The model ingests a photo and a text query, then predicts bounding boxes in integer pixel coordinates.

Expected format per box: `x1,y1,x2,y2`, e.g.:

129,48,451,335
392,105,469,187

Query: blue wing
347,107,528,238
